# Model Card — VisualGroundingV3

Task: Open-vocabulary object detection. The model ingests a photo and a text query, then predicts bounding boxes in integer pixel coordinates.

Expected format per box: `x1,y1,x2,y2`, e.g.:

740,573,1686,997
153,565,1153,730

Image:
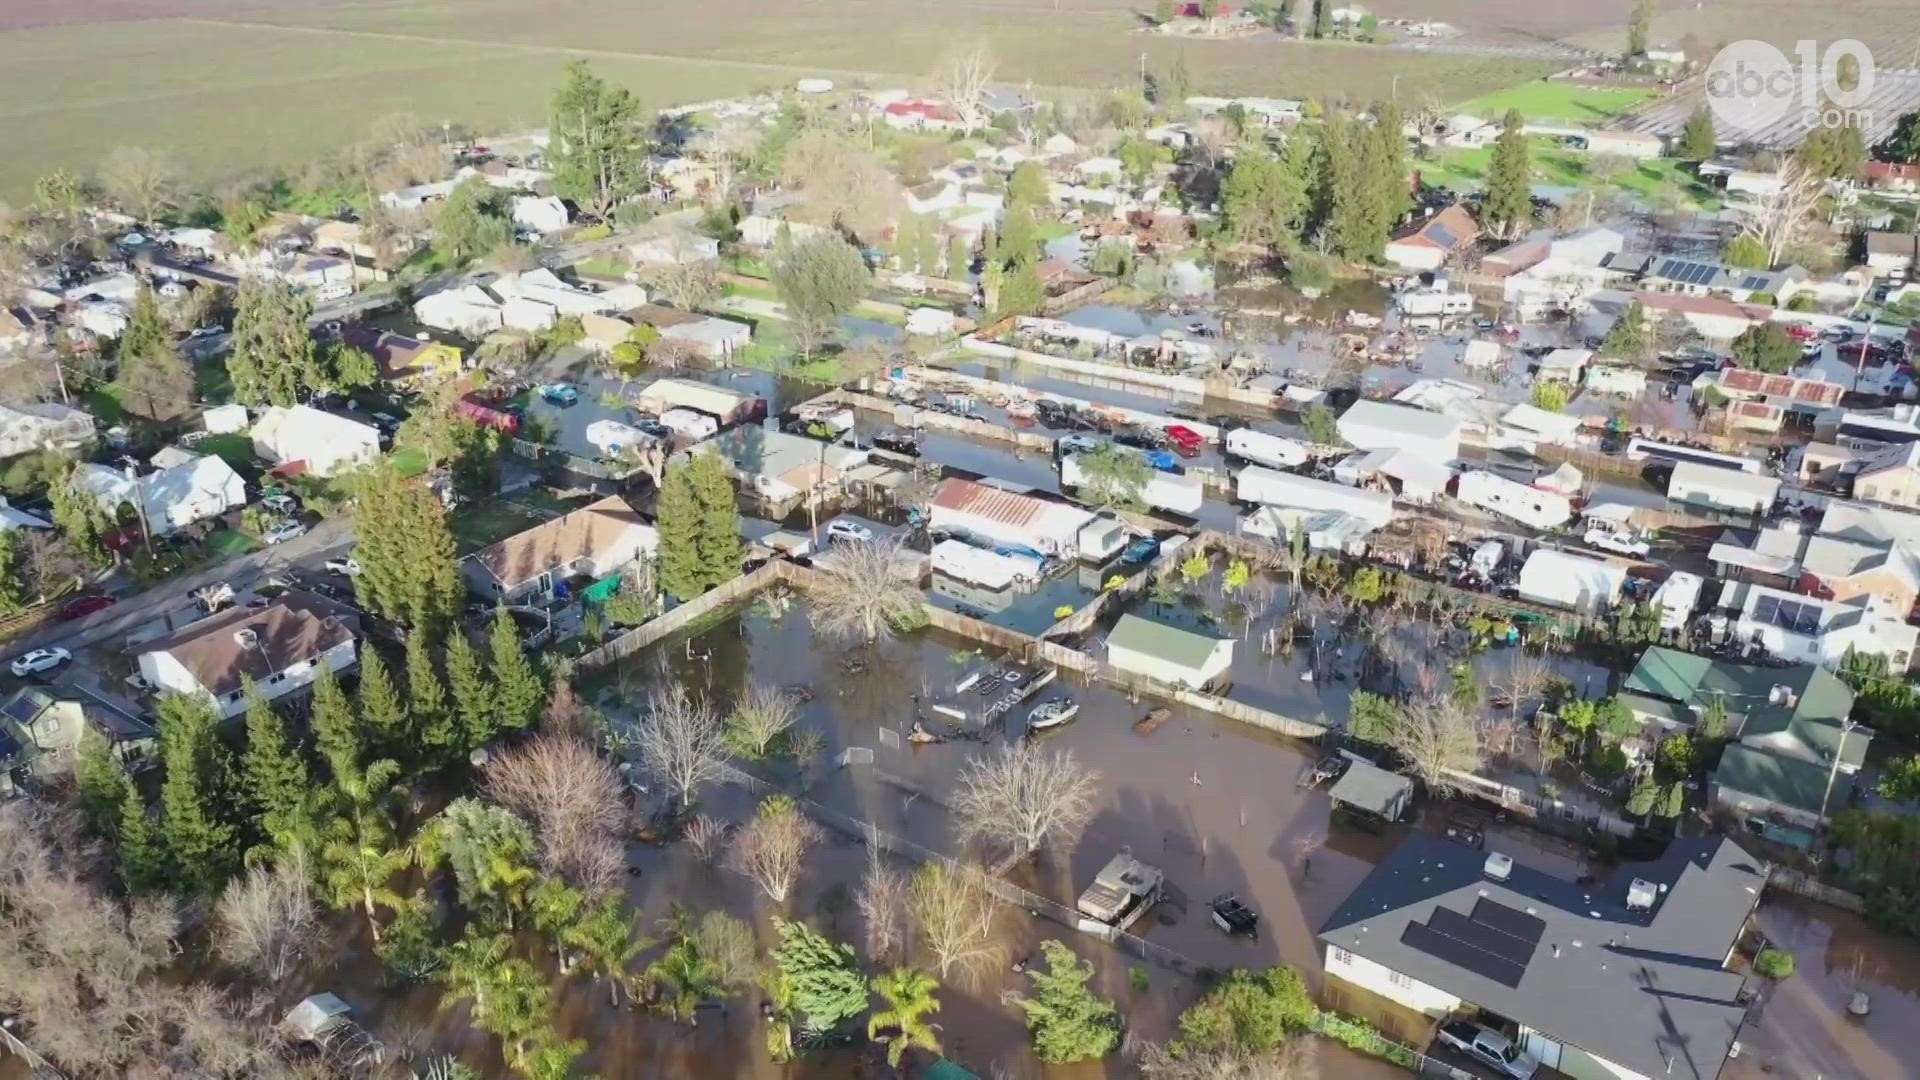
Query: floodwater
1726,895,1920,1080
521,348,820,460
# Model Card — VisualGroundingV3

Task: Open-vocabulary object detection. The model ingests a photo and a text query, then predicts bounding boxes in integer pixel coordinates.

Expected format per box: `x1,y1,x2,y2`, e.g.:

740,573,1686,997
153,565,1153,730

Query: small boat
1026,696,1080,733
1006,399,1037,419
1134,706,1172,736
1299,753,1347,788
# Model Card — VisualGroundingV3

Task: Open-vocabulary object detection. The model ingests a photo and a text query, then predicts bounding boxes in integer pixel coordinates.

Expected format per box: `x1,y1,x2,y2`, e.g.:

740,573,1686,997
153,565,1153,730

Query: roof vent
233,628,259,650
1626,878,1660,911
1484,852,1513,882
1769,684,1798,708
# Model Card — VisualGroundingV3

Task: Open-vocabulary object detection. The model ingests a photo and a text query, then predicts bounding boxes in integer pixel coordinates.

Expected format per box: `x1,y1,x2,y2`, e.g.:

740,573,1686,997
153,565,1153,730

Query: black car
1114,428,1169,451
873,431,921,456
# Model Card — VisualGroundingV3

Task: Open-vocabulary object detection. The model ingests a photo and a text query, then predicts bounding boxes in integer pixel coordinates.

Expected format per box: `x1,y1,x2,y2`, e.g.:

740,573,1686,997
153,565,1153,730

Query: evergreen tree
153,694,238,894
997,258,1044,318
1312,0,1330,38
353,466,462,634
1680,107,1717,160
228,278,323,407
1008,162,1049,208
488,605,544,735
115,286,194,421
0,534,22,615
868,968,943,1068
310,664,366,789
1884,110,1920,165
447,630,496,752
1011,940,1120,1064
47,464,113,567
1219,139,1312,255
1483,110,1534,239
1600,301,1651,360
240,680,310,845
1799,116,1867,180
1626,776,1659,816
1626,0,1651,58
118,785,168,892
549,61,647,220
773,918,868,1036
691,453,742,593
74,730,132,839
1322,112,1372,260
358,648,409,749
1375,101,1410,230
657,462,706,602
407,631,458,763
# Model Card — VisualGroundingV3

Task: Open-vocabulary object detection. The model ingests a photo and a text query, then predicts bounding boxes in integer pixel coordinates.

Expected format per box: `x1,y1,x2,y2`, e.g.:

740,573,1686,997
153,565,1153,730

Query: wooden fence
574,560,786,669
1766,865,1867,914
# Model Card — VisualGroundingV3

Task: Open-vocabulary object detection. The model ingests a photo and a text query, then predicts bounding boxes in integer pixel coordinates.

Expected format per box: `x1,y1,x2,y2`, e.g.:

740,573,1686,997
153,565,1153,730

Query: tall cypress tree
691,452,742,591
1483,110,1533,239
1321,112,1367,260
446,629,495,752
489,605,543,735
358,648,409,749
241,680,309,846
154,694,238,895
657,463,705,602
1375,101,1410,229
75,731,132,839
310,664,365,790
118,786,168,893
407,631,458,764
1312,0,1330,38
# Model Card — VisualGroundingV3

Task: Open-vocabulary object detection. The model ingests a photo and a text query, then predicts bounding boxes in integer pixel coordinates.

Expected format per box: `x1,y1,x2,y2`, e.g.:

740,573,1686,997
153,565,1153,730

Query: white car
827,520,875,544
10,648,71,678
1058,433,1103,455
325,556,362,576
1583,527,1651,558
262,519,308,545
317,282,353,302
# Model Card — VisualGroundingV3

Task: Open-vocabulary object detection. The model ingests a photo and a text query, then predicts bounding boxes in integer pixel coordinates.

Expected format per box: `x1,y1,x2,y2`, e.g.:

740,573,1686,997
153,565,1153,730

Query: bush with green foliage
1754,947,1795,980
1010,940,1120,1065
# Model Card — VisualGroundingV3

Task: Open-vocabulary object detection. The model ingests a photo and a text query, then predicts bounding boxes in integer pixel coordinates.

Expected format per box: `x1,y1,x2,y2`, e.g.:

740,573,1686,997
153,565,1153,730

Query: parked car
539,383,580,406
317,282,353,302
187,325,223,339
872,430,922,457
261,493,299,516
325,556,362,577
1120,536,1161,566
826,520,875,544
368,412,403,434
1057,433,1103,456
58,594,116,621
1436,1021,1539,1079
1162,425,1206,457
1583,527,1651,557
10,647,72,678
262,519,308,545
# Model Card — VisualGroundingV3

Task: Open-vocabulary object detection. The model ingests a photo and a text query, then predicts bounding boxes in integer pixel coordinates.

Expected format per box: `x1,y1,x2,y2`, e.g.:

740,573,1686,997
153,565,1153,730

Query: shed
1105,614,1234,689
1667,461,1781,514
1517,549,1626,616
202,403,250,435
635,378,763,425
1328,759,1413,821
1337,400,1460,463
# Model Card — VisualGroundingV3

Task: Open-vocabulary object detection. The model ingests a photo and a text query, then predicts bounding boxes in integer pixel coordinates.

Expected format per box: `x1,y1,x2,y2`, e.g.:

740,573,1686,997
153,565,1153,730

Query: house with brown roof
1865,231,1920,277
336,324,463,386
1866,161,1920,194
464,495,659,604
136,591,360,719
1384,204,1478,272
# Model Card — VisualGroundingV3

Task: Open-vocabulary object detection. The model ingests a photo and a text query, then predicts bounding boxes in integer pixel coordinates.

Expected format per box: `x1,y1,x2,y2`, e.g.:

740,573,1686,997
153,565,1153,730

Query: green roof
1715,744,1846,817
1623,646,1862,766
1108,614,1225,672
1617,691,1689,725
924,1060,981,1080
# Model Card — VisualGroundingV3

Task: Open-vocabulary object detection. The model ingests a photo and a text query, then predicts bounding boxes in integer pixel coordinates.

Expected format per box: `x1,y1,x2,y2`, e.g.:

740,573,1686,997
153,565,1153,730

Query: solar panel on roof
1742,275,1771,291
1471,897,1547,943
1429,907,1537,965
1427,225,1457,248
2,695,43,723
1753,595,1781,625
1403,921,1529,988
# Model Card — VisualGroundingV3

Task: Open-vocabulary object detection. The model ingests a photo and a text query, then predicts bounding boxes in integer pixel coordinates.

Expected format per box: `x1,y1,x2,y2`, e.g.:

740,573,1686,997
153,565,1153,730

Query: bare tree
693,911,762,990
729,794,821,904
622,684,729,809
907,860,1004,988
483,731,626,894
1490,649,1551,758
951,745,1099,862
809,538,927,642
684,814,730,866
725,682,800,758
99,146,178,226
858,827,910,963
642,250,722,310
215,849,317,983
778,130,900,241
934,45,998,135
1386,695,1485,795
1734,158,1823,266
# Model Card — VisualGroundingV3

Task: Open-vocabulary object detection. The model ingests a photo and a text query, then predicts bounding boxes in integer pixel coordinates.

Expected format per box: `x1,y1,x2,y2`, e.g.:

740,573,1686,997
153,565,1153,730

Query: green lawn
195,358,234,405
389,445,429,478
1460,83,1653,126
1415,139,1721,209
574,256,628,281
205,529,259,559
83,386,126,426
448,490,583,555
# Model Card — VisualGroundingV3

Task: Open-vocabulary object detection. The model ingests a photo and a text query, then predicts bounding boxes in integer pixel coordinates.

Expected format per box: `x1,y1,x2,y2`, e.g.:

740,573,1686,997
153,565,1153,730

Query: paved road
5,516,356,660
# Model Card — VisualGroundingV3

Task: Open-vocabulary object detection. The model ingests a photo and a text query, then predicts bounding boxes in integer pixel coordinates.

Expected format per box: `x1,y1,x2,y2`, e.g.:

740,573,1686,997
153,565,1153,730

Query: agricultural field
1460,82,1654,125
0,0,1557,198
1563,0,1920,60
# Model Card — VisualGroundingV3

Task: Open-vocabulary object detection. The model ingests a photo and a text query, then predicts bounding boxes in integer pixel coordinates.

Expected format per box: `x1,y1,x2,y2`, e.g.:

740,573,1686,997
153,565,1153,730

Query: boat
1077,852,1164,933
1298,753,1348,788
1006,399,1038,419
1026,696,1080,733
1134,706,1172,736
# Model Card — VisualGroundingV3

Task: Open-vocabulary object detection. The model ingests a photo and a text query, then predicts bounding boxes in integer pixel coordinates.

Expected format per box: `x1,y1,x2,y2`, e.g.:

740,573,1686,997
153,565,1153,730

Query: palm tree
529,878,586,966
562,892,650,1005
319,807,410,941
867,967,942,1068
438,931,512,1019
643,911,720,1024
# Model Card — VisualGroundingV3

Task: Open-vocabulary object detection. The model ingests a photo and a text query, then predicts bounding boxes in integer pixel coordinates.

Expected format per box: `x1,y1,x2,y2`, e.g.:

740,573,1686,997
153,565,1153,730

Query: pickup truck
1437,1020,1539,1079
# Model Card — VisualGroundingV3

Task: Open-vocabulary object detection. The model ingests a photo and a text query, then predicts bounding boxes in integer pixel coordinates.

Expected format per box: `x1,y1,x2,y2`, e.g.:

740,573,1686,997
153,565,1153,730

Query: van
317,282,353,302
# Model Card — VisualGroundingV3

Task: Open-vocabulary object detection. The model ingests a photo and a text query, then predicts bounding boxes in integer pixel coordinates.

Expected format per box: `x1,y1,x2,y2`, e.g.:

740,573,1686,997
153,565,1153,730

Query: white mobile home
1225,429,1310,469
1236,466,1394,530
930,479,1092,558
1668,461,1781,514
1517,549,1627,616
1061,455,1203,516
931,540,1035,590
1337,400,1461,463
1454,470,1573,530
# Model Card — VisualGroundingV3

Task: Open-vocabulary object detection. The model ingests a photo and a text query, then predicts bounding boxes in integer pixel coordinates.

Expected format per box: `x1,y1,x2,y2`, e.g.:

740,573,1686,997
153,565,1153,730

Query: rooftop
142,591,358,699
1623,647,1863,769
1107,614,1226,673
1716,742,1847,816
470,495,652,590
1320,835,1766,1080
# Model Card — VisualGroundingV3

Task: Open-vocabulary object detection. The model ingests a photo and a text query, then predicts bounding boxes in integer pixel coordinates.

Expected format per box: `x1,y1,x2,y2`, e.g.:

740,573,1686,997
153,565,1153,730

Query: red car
1162,424,1206,457
58,594,116,621
1782,323,1818,342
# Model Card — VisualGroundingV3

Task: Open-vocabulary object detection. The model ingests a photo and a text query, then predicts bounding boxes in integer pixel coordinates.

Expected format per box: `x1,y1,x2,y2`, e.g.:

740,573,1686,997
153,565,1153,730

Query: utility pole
1817,717,1859,828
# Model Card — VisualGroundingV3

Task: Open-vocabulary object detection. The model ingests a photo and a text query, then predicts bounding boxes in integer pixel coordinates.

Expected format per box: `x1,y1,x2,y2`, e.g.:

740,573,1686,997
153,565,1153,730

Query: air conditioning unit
233,628,259,650
1484,852,1514,882
1626,877,1659,911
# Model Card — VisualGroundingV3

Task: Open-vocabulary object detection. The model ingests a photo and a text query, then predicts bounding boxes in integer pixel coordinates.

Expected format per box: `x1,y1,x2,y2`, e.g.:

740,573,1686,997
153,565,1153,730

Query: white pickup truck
1437,1020,1540,1079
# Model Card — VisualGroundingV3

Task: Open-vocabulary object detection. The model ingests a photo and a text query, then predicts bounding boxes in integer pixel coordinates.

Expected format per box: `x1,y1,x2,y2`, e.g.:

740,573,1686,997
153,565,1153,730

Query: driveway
5,516,356,660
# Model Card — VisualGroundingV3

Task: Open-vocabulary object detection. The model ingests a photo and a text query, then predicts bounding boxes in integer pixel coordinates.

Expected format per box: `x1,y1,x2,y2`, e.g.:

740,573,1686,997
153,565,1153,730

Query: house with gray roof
1319,834,1766,1080
1623,646,1869,827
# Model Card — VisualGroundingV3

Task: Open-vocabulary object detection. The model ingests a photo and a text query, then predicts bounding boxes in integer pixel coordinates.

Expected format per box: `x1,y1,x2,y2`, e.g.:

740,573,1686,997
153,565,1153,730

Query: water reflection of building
930,571,1017,614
